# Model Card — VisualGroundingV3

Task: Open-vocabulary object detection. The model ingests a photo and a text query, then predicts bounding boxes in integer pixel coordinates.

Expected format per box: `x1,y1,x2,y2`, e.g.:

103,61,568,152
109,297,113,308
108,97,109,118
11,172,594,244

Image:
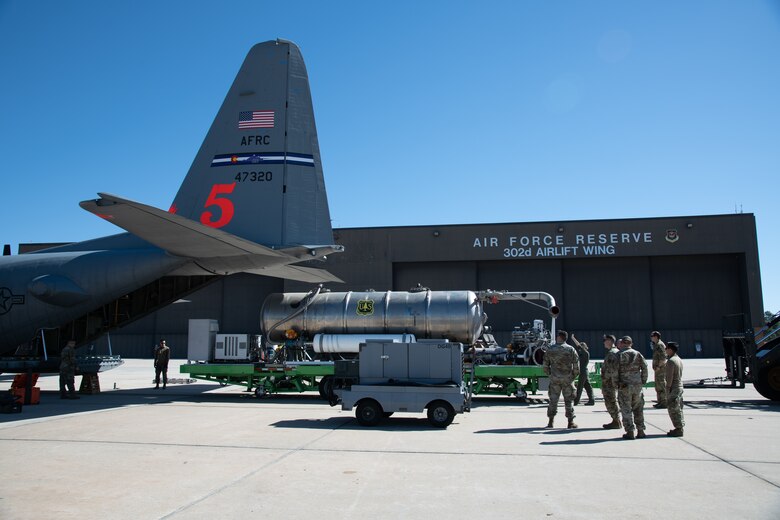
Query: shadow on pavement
475,426,604,435
271,416,467,431
682,399,780,411
539,432,667,445
0,385,334,424
469,396,548,407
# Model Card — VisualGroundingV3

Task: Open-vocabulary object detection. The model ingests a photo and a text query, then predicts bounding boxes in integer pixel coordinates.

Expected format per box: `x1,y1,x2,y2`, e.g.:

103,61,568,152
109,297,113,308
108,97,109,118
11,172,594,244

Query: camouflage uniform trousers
617,384,645,432
59,369,76,396
654,368,667,405
601,380,620,421
547,377,576,418
155,363,169,387
575,370,594,403
667,388,685,429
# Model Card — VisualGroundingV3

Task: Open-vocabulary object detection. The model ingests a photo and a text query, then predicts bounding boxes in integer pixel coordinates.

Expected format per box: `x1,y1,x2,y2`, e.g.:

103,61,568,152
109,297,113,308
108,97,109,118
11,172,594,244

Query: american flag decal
238,110,274,129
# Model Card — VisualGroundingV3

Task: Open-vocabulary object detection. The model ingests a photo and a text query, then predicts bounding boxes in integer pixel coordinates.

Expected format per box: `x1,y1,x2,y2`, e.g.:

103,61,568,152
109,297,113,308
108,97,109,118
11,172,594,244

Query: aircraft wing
243,265,343,283
79,193,289,259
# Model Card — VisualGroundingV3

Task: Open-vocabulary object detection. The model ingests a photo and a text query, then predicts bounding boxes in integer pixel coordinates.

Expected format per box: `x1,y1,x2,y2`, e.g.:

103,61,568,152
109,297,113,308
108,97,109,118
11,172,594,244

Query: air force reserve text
473,232,654,258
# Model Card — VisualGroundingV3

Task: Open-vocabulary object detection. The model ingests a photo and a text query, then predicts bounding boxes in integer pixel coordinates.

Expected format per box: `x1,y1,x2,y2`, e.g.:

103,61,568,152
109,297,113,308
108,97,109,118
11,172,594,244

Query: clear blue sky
1,1,779,312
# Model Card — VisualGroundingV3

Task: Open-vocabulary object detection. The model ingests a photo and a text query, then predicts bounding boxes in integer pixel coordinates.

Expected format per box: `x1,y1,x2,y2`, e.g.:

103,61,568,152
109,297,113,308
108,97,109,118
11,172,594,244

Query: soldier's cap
650,331,661,338
603,334,616,342
666,341,679,352
620,335,633,344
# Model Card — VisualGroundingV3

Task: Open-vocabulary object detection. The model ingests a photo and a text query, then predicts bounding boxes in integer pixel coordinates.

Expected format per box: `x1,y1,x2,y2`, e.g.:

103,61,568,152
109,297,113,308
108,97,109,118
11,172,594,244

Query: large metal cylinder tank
261,290,485,344
312,334,417,354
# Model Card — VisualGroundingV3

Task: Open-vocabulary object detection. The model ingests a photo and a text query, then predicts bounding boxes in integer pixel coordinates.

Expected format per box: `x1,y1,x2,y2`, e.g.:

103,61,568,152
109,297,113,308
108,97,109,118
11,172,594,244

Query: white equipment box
214,334,250,361
187,319,219,362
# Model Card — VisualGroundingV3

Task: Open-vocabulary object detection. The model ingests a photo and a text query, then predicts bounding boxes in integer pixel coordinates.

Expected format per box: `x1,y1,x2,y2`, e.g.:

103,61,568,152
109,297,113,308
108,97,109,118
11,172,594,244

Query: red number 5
200,183,236,228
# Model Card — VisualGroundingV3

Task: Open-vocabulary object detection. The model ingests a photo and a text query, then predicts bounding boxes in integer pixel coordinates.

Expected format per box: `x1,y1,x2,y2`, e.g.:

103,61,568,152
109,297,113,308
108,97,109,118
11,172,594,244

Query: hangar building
82,213,763,359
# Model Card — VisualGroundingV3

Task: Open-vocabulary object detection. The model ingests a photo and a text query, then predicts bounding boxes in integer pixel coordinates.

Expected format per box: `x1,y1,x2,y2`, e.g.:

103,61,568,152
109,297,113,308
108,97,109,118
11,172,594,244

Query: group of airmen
542,330,685,438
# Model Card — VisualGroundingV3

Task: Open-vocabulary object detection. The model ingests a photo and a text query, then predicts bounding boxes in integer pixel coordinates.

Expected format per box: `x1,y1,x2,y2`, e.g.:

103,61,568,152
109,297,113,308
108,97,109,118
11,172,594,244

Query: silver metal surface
261,290,485,343
312,333,416,353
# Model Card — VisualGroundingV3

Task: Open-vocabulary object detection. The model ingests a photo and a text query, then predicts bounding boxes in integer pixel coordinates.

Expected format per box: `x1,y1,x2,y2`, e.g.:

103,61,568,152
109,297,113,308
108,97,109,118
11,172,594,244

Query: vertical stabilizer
171,40,333,247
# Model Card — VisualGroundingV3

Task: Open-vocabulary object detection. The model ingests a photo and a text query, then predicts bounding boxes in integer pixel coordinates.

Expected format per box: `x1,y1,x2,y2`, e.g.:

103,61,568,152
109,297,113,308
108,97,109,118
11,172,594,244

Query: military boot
637,430,646,439
622,430,635,440
545,417,554,428
567,419,578,429
602,419,621,429
667,428,684,437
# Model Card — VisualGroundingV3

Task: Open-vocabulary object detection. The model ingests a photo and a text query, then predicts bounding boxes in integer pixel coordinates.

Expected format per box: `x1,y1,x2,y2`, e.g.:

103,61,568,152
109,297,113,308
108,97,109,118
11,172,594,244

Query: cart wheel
254,386,267,398
356,399,383,426
427,400,455,428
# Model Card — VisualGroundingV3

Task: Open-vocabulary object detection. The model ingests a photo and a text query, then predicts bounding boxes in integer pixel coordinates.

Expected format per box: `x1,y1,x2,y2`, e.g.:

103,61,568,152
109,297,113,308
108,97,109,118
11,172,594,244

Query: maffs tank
261,289,486,351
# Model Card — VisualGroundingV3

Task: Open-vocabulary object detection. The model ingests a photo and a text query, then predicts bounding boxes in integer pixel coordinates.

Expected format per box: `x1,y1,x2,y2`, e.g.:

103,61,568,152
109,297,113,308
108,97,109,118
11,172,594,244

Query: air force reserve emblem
356,299,374,316
665,229,679,243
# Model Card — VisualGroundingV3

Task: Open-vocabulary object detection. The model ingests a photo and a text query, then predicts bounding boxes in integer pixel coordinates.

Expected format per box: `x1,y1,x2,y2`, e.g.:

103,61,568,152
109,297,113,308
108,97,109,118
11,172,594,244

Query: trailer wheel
754,364,780,401
318,376,335,401
427,400,455,428
356,399,383,426
254,386,267,398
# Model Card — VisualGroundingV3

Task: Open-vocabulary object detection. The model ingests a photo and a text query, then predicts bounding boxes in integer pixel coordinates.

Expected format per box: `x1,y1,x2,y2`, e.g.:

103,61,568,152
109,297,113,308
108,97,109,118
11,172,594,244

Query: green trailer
180,362,335,397
181,361,560,401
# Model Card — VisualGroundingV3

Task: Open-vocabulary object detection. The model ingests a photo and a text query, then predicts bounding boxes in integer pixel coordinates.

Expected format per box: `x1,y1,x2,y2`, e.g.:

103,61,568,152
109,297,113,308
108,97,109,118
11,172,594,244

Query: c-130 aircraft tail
80,39,342,279
0,40,343,355
170,39,333,248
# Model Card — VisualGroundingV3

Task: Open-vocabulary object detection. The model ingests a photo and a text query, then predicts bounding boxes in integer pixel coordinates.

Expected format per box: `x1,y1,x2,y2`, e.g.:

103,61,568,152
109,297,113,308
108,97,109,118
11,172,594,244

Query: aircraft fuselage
0,247,185,353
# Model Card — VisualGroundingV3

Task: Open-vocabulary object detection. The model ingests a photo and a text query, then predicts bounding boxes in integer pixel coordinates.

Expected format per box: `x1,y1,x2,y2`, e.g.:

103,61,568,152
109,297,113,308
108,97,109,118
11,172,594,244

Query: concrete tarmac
1,359,779,519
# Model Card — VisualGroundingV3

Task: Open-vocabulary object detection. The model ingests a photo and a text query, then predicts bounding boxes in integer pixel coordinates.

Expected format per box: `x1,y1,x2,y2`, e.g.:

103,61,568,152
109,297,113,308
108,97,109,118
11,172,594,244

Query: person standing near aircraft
617,336,648,440
59,340,79,399
601,334,621,429
570,334,594,405
543,330,580,429
154,340,170,389
665,342,685,437
651,331,667,408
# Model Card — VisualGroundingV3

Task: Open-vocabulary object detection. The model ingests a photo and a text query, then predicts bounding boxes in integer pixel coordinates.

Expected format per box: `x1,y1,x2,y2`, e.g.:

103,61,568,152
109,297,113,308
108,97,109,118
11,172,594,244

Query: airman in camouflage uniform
154,339,171,389
571,334,594,406
617,336,648,440
651,331,667,408
664,342,685,437
59,340,80,399
543,330,580,429
601,335,621,429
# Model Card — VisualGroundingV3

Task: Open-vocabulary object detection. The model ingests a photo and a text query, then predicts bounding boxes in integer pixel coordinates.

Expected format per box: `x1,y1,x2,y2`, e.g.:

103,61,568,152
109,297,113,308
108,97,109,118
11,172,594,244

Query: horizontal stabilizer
79,193,288,259
244,265,343,283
